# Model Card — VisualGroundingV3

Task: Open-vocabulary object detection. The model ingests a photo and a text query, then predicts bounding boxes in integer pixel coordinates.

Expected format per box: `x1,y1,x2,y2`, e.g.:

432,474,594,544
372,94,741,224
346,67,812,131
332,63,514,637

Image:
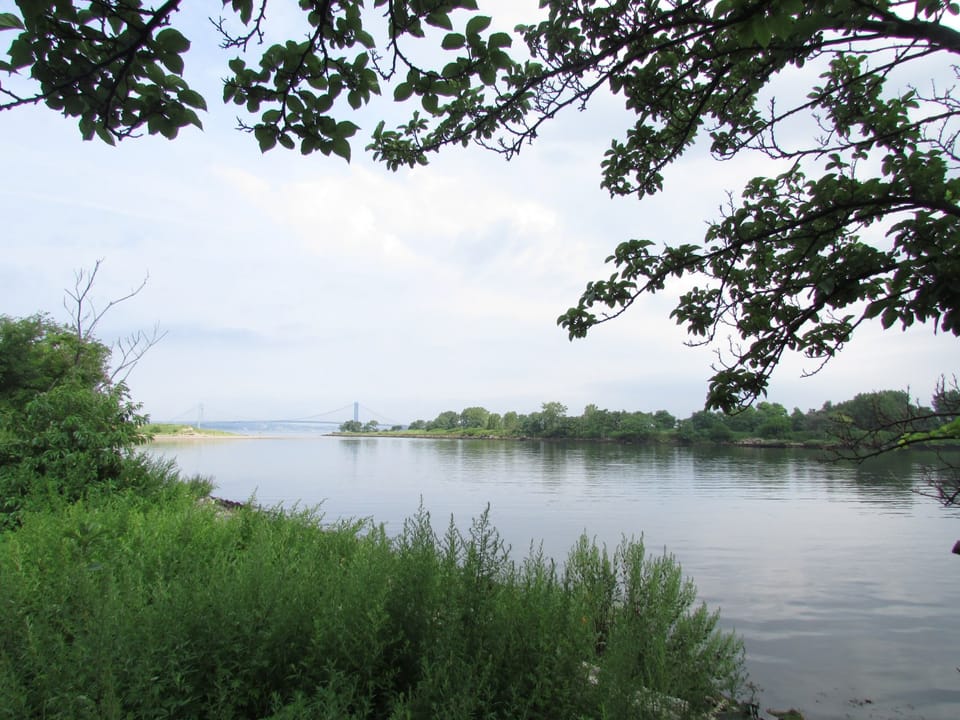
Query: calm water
147,434,960,720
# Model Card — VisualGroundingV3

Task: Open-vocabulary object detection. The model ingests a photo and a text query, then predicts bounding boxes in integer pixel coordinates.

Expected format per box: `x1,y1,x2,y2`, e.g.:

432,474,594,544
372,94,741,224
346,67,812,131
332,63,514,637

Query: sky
1,1,957,426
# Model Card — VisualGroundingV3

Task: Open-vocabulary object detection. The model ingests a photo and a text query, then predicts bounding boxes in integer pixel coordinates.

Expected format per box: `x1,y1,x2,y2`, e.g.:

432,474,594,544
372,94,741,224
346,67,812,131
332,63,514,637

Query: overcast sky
1,1,956,425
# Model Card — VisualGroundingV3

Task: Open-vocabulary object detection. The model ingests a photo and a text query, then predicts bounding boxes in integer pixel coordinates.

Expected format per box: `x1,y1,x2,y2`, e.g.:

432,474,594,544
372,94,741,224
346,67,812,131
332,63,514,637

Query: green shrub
0,314,149,529
0,495,744,720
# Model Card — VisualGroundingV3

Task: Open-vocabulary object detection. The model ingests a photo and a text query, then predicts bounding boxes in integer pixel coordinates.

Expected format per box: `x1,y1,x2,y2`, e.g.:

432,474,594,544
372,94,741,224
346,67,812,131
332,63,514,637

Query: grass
0,477,745,720
144,423,237,438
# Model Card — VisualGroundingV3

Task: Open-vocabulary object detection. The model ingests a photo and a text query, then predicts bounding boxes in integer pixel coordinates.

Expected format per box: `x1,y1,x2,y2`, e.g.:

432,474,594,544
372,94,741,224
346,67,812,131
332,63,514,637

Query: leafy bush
0,495,744,719
0,314,149,529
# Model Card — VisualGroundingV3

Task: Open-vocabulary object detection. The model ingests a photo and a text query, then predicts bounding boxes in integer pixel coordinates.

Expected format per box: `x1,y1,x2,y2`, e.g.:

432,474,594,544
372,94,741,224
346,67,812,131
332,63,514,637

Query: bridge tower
354,401,359,423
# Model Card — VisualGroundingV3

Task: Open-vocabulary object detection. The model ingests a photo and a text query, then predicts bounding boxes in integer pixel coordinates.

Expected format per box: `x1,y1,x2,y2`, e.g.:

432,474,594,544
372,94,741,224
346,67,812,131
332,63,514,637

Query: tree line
341,388,959,446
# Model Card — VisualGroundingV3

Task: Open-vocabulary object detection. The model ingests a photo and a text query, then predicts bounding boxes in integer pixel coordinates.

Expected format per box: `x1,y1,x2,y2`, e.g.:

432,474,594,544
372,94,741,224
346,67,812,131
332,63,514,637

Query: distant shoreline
145,424,264,442
148,433,256,442
328,431,829,449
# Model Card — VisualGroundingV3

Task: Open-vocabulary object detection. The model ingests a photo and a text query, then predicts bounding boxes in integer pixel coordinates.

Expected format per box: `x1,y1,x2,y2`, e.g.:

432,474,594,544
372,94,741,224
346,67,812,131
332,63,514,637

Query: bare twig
63,259,165,384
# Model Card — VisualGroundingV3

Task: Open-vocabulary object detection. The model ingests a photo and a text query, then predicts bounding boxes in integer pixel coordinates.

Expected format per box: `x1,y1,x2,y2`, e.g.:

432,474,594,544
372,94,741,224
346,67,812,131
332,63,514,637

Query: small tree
0,314,149,528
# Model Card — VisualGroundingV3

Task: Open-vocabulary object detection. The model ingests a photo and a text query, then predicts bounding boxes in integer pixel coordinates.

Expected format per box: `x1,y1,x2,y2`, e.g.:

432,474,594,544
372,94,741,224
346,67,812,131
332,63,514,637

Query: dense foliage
0,491,744,719
3,1,958,415
0,314,151,529
379,389,946,445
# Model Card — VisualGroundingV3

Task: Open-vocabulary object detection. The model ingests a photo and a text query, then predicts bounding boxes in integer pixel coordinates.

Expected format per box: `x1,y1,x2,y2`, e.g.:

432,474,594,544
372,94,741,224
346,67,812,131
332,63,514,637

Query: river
147,433,960,720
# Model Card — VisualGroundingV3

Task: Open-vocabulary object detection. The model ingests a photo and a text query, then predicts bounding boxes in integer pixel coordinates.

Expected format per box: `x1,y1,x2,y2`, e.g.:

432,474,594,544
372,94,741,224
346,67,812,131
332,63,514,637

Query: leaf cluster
1,0,520,159
1,0,201,142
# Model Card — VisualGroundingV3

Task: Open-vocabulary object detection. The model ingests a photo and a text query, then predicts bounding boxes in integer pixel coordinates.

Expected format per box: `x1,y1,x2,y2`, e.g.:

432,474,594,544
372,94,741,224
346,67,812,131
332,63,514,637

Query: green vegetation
145,423,237,438
0,314,152,531
352,390,956,448
1,308,746,717
0,492,744,719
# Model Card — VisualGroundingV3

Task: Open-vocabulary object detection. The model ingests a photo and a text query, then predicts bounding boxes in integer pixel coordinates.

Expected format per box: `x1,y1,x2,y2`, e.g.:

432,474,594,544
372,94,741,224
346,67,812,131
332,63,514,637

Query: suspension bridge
164,402,403,430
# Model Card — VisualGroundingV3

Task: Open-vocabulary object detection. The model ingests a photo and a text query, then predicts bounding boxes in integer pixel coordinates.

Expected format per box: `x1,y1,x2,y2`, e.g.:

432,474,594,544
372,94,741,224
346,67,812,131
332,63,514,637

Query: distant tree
753,402,790,439
540,401,568,437
501,411,520,435
338,420,362,433
459,406,490,429
723,406,758,435
790,408,806,433
428,410,459,431
407,419,427,431
832,391,919,432
581,404,613,439
485,412,502,432
611,412,656,443
652,410,677,432
684,410,732,443
518,411,543,437
362,420,380,432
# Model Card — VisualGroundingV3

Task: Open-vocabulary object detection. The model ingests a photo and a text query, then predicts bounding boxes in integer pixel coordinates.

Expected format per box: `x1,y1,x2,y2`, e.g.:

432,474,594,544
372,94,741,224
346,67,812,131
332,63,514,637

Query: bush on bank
0,483,744,720
0,314,151,531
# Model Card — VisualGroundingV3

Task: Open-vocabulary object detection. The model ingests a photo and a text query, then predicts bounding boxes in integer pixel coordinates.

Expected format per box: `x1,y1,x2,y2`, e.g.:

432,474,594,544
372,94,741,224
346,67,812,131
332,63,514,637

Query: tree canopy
2,0,958,414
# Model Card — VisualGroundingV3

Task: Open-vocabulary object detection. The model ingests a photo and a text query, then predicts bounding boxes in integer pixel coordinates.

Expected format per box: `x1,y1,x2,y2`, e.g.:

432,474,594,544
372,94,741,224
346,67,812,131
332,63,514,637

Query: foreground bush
0,314,150,530
0,489,744,720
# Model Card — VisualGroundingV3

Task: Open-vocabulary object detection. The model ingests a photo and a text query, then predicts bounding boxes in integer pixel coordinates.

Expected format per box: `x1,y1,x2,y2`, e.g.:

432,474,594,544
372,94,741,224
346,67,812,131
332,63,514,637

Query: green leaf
394,82,414,101
442,60,466,78
155,28,190,54
441,32,465,50
422,93,439,114
161,52,184,75
254,125,277,152
478,64,496,86
355,29,375,48
336,121,359,138
331,136,351,162
466,15,492,36
426,12,453,31
182,108,203,129
750,18,772,48
487,31,512,49
144,62,166,85
233,0,254,24
178,89,208,111
0,12,24,30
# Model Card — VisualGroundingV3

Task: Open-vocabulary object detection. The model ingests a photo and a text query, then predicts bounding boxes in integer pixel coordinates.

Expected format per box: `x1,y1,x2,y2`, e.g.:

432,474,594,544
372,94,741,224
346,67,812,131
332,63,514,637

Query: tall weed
0,492,744,719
